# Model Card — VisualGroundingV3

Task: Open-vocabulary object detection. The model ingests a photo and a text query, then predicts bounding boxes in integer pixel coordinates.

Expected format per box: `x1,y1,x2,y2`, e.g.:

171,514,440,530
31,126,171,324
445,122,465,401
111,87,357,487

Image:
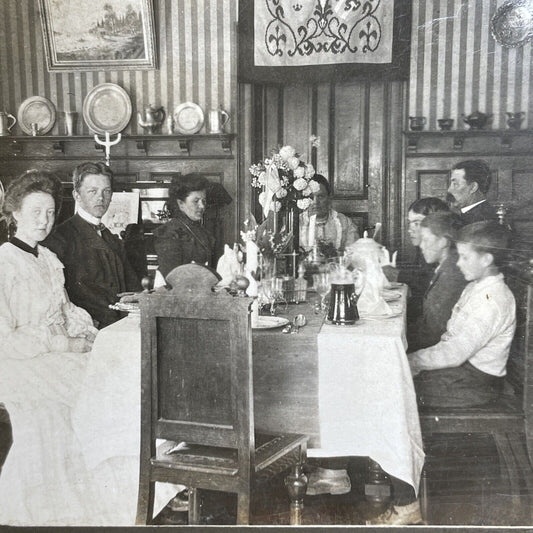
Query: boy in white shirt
409,221,516,407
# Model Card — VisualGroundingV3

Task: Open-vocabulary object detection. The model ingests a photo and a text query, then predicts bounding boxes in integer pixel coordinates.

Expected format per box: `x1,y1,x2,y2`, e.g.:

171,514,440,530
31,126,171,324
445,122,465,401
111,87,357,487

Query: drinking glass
312,272,330,311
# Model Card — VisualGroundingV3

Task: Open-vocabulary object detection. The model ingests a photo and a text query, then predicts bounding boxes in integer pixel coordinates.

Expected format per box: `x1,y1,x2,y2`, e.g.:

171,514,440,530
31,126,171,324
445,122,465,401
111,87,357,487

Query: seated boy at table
409,221,516,407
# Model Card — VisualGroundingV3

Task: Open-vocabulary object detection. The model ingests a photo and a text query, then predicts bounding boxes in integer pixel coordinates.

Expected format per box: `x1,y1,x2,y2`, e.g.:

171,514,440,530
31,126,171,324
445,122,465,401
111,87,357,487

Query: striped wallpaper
0,0,236,135
409,0,533,130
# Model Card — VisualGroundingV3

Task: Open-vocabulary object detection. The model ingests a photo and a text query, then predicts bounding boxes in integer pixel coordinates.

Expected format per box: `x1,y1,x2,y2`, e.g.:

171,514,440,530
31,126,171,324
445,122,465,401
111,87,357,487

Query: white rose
297,198,312,210
258,191,267,207
293,166,305,178
302,185,313,197
271,200,282,213
258,171,267,185
308,179,321,193
305,163,315,179
287,156,300,170
275,187,287,199
279,145,296,160
293,177,308,191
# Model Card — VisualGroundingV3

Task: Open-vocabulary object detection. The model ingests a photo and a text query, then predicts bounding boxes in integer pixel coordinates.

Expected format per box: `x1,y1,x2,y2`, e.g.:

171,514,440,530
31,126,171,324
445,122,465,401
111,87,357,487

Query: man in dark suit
447,160,498,225
43,162,140,328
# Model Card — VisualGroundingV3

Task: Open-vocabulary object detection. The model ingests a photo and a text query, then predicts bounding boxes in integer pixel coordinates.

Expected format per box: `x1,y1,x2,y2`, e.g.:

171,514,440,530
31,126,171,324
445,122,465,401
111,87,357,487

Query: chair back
139,264,253,453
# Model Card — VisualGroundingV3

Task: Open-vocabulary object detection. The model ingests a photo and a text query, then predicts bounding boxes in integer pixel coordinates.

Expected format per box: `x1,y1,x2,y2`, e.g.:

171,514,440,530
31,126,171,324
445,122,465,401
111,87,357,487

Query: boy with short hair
409,221,516,407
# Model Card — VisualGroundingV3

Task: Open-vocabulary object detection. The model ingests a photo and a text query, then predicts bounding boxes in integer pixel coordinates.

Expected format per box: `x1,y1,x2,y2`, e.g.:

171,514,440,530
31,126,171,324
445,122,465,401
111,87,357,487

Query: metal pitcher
327,282,359,325
207,108,230,134
0,111,16,136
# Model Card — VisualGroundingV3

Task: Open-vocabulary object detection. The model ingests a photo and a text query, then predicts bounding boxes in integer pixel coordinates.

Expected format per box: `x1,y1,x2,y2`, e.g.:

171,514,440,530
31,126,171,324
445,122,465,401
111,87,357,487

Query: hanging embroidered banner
254,0,394,67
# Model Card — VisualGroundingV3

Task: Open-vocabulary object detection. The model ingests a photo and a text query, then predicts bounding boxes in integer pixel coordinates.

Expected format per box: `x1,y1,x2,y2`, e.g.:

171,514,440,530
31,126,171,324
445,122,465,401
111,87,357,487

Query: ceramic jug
462,111,492,129
208,108,230,134
409,116,426,131
506,112,525,130
137,105,165,134
0,111,16,136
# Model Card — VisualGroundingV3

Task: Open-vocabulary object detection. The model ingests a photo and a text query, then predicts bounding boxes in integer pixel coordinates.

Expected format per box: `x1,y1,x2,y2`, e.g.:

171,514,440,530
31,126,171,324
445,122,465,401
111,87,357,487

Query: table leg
365,459,392,508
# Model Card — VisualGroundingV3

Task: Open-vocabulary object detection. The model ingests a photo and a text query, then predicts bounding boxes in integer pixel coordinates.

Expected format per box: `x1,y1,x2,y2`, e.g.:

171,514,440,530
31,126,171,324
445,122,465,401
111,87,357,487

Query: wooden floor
1,419,532,526
154,434,533,526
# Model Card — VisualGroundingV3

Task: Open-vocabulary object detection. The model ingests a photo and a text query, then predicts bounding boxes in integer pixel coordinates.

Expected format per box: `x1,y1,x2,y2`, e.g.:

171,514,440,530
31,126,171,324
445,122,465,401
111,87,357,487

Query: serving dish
252,316,290,330
173,102,204,134
83,83,132,135
17,96,56,135
491,0,533,48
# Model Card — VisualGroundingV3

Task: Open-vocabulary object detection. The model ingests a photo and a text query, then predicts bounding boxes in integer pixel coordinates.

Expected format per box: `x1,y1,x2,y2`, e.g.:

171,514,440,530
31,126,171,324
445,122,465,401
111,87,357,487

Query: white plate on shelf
17,96,56,135
252,316,290,330
83,83,132,134
173,102,204,134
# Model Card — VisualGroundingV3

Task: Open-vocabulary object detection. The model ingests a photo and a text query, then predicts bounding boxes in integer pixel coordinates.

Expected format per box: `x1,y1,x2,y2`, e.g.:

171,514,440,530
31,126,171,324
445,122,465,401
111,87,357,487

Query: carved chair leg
237,492,251,525
420,466,429,523
285,462,308,525
365,459,391,508
188,487,201,525
135,478,154,525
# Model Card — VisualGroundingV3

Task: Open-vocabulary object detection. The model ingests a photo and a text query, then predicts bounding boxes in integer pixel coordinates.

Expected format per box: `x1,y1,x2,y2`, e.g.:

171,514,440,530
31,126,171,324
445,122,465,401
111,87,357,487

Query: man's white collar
461,199,486,213
77,206,102,226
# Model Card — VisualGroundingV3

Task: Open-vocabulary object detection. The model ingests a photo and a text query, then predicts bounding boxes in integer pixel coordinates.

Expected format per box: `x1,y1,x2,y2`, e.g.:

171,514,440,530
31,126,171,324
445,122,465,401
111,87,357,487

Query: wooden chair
135,264,309,525
419,263,533,521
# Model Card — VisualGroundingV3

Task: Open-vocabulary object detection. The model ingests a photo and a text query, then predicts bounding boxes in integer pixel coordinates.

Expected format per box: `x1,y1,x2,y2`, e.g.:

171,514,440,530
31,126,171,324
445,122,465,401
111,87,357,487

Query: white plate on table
109,302,140,316
382,291,401,302
18,96,56,135
252,316,290,330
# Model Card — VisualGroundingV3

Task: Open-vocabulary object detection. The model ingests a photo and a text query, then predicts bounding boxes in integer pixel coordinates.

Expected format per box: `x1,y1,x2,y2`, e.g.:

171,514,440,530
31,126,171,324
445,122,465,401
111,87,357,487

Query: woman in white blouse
0,170,101,526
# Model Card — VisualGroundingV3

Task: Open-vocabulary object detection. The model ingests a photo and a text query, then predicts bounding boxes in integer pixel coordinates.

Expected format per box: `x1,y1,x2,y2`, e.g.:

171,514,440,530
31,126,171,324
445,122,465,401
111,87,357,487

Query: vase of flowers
249,145,318,270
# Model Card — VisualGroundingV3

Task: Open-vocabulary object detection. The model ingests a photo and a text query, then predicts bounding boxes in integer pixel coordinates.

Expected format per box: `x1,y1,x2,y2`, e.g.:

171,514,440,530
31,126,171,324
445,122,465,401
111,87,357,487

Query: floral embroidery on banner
255,0,394,67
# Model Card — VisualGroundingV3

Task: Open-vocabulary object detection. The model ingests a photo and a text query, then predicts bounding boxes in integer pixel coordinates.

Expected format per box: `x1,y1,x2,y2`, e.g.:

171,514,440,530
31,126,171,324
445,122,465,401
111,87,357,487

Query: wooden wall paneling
264,85,281,154
283,85,313,159
238,83,253,224
418,170,449,199
315,83,330,177
332,82,366,198
386,81,406,250
367,81,385,228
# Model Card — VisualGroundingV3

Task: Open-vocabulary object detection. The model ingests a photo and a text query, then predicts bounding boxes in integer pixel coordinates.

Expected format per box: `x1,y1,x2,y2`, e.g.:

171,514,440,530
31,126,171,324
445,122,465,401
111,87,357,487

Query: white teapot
344,230,394,313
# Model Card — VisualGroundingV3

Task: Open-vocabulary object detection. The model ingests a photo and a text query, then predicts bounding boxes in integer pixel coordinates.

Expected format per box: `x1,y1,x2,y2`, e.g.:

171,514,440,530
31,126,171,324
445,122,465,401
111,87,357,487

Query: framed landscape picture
39,0,157,71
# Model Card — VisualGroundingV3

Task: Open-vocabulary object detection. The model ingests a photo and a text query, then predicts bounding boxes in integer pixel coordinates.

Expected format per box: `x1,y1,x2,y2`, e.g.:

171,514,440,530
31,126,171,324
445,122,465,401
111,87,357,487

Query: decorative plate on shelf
173,102,204,134
252,316,290,330
17,96,56,135
491,0,533,48
83,83,132,135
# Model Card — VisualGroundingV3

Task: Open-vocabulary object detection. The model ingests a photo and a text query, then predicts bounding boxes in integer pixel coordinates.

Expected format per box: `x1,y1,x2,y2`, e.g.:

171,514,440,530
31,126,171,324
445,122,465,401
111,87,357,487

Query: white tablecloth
73,285,424,519
72,315,179,525
314,288,425,494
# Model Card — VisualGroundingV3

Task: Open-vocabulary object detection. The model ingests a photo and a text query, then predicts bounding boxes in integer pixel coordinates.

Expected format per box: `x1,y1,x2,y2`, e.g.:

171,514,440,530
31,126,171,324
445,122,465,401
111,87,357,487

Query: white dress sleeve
0,271,67,358
409,284,501,375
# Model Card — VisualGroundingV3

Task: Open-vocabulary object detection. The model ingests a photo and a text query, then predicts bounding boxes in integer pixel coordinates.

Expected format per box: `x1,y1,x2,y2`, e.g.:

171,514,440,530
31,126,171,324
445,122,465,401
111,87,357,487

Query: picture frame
39,0,157,71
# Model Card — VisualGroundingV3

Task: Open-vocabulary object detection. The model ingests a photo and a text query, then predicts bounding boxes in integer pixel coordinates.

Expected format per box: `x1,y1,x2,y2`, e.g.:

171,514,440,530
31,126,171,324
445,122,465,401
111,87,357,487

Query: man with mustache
446,159,497,225
43,162,140,328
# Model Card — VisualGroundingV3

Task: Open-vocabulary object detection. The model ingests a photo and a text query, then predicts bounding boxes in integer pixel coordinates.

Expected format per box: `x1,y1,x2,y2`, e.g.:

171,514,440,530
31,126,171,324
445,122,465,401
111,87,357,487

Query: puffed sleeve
0,272,69,358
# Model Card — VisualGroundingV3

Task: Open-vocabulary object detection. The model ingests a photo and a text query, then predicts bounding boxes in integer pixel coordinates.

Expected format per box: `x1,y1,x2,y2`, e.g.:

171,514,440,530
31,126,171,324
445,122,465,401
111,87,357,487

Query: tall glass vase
281,201,300,278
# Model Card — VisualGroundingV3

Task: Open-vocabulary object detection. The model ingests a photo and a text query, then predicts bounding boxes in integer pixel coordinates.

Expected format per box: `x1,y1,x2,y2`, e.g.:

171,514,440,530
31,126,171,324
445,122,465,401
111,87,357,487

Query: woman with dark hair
408,212,467,351
397,197,451,323
154,173,216,278
0,170,100,525
299,174,359,257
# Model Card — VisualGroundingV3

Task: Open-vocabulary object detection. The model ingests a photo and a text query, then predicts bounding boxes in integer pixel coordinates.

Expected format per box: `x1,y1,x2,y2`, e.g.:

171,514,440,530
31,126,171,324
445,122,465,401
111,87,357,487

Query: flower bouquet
249,145,318,216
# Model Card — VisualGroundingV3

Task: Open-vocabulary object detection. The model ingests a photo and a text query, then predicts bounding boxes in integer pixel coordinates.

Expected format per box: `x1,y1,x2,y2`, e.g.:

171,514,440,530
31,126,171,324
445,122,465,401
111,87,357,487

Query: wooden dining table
72,284,424,523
